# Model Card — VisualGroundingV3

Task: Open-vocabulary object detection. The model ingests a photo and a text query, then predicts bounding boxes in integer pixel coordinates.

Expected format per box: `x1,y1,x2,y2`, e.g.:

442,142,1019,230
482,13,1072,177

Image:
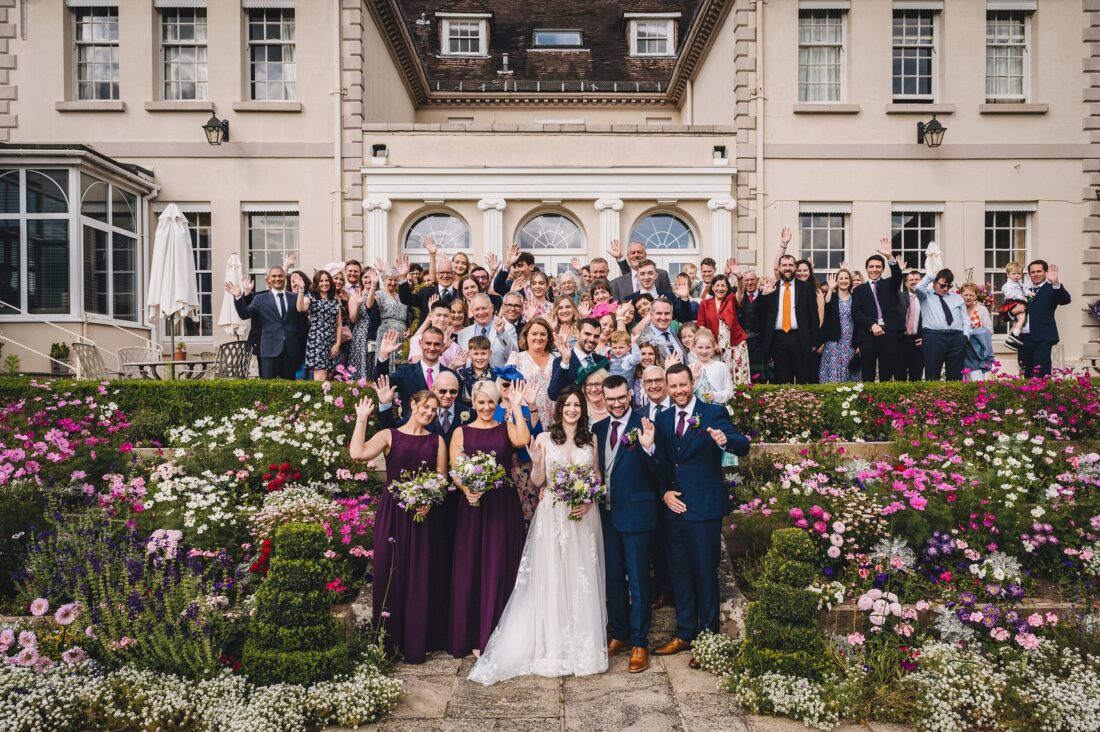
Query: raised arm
774,227,792,277
504,381,533,447
348,396,392,461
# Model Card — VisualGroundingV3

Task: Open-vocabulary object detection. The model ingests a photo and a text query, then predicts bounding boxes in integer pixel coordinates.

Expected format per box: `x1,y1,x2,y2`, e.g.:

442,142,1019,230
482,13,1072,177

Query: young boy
456,335,494,402
607,330,643,392
999,261,1029,350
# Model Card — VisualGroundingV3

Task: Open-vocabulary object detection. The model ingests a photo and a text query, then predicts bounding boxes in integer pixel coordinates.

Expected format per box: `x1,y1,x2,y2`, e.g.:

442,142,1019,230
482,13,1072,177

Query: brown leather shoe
688,656,701,670
628,647,650,673
607,638,630,657
652,637,692,656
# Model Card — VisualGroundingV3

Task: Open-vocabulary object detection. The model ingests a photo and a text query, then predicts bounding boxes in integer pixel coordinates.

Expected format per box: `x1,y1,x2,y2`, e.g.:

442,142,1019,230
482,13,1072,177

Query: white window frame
402,211,472,254
440,18,488,57
532,30,583,48
247,7,296,101
797,9,847,103
798,206,849,277
160,7,209,101
516,212,587,255
244,206,299,279
630,19,675,58
984,207,1031,336
80,176,141,325
890,207,940,271
891,9,939,103
73,6,120,101
985,9,1030,103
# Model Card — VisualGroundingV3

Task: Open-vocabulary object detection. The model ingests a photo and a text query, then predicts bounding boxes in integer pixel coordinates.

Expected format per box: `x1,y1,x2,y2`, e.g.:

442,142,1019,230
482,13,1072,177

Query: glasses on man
435,388,459,395
503,302,522,308
604,393,630,404
642,378,665,386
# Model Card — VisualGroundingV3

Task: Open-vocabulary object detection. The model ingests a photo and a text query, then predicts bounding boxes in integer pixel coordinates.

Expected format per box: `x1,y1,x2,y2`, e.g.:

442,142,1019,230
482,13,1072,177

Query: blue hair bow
490,365,524,382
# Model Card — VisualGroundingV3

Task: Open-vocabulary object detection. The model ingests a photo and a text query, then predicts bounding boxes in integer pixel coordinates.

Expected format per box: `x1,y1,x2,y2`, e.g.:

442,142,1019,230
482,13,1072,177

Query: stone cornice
666,0,735,106
367,0,430,106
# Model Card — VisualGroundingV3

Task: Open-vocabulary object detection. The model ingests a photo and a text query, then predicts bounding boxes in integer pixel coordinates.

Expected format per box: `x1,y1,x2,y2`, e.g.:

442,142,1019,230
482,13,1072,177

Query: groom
653,363,750,669
593,375,662,673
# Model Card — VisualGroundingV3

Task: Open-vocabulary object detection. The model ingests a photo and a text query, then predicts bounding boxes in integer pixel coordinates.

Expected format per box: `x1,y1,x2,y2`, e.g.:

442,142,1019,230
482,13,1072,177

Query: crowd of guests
224,231,1071,390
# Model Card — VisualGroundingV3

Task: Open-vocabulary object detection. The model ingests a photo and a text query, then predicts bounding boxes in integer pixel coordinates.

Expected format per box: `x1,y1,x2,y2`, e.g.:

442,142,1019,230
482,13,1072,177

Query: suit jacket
233,290,306,360
755,279,821,358
610,272,673,302
738,290,761,337
411,283,460,318
615,259,672,293
898,288,924,337
654,401,749,522
641,325,688,363
1025,282,1071,342
546,348,594,401
851,262,904,343
456,321,518,368
592,410,661,533
373,359,458,409
378,398,472,443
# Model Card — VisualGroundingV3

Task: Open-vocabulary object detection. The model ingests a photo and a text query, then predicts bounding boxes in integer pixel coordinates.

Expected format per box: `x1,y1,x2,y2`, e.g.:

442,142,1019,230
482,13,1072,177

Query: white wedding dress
468,436,608,685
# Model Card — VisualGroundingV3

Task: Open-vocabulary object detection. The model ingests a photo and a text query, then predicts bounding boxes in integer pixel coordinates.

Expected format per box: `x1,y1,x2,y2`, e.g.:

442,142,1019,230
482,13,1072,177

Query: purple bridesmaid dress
371,429,449,663
447,422,525,657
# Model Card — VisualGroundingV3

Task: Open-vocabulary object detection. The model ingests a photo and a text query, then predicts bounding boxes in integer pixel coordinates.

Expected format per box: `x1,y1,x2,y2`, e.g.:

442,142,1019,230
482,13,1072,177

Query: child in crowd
607,330,644,393
678,322,699,366
1000,261,1029,349
690,329,734,404
455,335,494,403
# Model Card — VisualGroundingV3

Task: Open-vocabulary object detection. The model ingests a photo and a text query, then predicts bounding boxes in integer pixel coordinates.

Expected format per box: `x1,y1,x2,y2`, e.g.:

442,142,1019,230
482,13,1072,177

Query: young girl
678,323,699,366
690,330,734,404
1000,261,1029,348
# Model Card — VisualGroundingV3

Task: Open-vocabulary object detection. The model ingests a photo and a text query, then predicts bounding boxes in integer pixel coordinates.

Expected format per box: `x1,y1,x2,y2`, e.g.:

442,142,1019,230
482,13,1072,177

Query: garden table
126,359,216,380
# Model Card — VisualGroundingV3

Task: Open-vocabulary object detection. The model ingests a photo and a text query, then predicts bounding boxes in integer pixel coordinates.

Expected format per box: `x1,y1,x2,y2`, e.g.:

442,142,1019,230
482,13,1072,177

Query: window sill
55,100,126,113
793,103,860,114
231,101,302,113
885,103,955,115
979,103,1049,115
144,100,215,113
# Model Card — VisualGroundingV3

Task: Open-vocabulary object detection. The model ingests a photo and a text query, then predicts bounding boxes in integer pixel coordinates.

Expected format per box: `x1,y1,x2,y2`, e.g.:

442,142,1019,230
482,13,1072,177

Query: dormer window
626,14,679,57
533,30,583,49
438,14,490,57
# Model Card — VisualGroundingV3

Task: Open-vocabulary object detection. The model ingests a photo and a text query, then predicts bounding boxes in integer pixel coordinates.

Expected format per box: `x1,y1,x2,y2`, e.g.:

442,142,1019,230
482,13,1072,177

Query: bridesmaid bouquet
389,466,451,522
548,464,605,521
449,451,507,507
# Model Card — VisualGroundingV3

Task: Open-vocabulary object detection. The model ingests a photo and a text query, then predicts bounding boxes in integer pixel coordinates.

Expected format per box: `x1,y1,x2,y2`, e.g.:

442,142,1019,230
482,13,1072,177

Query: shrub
242,523,352,686
738,528,831,681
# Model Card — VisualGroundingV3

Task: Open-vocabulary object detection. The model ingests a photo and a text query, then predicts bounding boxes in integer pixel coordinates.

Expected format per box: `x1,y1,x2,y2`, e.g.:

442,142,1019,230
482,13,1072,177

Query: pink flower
61,647,86,665
1045,612,1059,626
18,630,36,649
29,598,49,617
1027,613,1043,628
54,602,79,626
1015,632,1040,650
909,495,928,511
846,632,865,646
119,442,133,453
14,646,38,667
990,628,1010,641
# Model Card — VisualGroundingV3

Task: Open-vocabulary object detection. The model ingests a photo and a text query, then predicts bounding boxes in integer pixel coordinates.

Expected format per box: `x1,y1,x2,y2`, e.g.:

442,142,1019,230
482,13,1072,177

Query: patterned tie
480,326,488,337
426,366,434,389
585,354,595,368
610,420,621,448
439,408,451,433
782,283,792,332
676,410,687,439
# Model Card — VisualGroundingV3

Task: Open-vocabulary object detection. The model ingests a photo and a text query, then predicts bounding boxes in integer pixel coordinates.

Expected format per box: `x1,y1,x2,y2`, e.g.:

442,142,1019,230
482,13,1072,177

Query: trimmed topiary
737,528,830,681
242,522,353,686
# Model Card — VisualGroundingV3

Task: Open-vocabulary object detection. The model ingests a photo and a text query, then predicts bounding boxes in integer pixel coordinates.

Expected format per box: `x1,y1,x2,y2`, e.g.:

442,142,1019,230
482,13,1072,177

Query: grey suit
457,321,518,368
610,268,673,302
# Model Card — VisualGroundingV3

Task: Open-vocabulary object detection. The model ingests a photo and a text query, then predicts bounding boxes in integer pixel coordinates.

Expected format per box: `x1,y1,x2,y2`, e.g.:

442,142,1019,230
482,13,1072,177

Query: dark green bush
242,522,352,686
756,582,820,625
739,644,830,680
768,528,819,564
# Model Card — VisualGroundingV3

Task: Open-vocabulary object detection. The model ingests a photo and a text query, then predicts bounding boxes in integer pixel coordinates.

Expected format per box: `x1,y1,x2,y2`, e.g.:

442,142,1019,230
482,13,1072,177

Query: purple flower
959,592,977,606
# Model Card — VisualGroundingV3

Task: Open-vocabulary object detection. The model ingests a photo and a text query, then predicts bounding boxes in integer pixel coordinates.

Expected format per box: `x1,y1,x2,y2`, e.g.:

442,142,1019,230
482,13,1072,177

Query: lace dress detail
468,437,607,685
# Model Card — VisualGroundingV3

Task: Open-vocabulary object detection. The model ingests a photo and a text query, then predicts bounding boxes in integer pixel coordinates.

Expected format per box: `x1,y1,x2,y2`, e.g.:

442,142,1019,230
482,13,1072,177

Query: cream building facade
0,0,1096,373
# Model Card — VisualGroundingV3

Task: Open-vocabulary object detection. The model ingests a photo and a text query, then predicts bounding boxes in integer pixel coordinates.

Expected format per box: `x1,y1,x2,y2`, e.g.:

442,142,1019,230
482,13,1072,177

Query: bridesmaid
349,389,449,663
448,379,531,658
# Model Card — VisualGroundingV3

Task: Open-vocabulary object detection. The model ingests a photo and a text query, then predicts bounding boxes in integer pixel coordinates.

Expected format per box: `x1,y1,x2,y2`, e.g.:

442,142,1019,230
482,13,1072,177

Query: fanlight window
518,214,585,250
629,213,695,250
404,213,471,251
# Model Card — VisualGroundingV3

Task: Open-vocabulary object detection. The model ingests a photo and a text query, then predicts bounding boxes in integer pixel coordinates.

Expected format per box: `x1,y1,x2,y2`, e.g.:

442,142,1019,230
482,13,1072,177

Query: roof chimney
497,53,513,76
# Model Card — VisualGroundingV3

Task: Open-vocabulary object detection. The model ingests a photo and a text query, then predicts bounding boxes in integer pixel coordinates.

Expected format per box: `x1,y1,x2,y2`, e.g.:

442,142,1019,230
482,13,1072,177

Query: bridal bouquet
449,451,507,507
548,464,605,521
388,466,451,522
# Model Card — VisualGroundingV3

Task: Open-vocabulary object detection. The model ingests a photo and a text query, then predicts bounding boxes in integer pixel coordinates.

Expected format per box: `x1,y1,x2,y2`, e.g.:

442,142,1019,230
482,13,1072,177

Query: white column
594,197,624,249
363,197,392,265
707,196,736,261
477,198,507,259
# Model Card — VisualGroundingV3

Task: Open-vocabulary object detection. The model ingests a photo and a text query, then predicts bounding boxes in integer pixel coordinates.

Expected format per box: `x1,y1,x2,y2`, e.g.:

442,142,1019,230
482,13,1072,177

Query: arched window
403,212,470,251
517,213,585,251
629,213,695,251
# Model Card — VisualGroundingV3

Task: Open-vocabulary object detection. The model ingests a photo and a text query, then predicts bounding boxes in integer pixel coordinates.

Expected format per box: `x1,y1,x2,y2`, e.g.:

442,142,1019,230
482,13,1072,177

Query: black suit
738,289,766,382
373,359,458,415
410,283,459,320
850,263,903,382
233,290,307,379
756,279,820,384
896,288,924,381
1018,282,1071,378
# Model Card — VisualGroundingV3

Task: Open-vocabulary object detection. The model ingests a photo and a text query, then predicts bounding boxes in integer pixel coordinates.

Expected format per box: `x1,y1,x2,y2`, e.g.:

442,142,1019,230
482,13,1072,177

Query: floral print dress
304,297,341,370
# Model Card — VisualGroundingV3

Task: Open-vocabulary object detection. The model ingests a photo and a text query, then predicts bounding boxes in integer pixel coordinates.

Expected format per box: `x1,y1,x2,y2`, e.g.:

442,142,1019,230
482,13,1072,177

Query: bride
468,386,608,685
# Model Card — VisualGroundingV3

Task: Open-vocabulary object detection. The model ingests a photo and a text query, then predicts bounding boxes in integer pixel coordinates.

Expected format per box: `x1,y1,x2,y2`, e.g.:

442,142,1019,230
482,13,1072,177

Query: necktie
480,326,488,337
439,408,451,433
906,293,918,335
651,402,662,420
748,291,755,304
426,366,434,389
871,281,883,322
782,283,792,333
936,294,954,326
276,292,285,318
610,420,621,448
676,410,687,439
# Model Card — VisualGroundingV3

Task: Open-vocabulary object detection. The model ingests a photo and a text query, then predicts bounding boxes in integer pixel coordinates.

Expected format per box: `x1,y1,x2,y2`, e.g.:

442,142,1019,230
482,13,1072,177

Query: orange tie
781,282,792,333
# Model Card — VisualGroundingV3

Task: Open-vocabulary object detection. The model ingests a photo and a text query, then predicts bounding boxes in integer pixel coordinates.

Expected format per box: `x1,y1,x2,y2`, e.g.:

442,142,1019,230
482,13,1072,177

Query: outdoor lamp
202,115,230,145
916,115,946,148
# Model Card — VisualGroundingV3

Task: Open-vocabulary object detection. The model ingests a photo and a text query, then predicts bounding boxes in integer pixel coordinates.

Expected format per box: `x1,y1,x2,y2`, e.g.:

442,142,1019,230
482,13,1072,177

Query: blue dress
820,296,860,383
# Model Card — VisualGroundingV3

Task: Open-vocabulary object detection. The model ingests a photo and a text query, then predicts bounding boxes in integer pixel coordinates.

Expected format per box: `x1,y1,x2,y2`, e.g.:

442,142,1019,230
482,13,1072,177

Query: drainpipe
333,0,344,261
754,0,766,269
142,185,160,347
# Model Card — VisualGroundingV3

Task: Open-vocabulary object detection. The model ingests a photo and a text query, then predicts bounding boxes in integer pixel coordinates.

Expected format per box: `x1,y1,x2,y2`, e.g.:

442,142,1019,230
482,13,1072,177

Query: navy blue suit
373,359,457,417
593,411,662,648
654,400,749,640
1019,281,1071,378
233,290,307,379
546,350,599,401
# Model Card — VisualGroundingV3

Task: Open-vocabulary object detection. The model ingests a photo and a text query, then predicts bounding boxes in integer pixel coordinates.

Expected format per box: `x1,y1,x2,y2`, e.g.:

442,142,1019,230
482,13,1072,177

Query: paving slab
393,652,464,676
684,715,750,732
447,673,561,719
387,674,456,719
563,669,680,731
661,653,723,695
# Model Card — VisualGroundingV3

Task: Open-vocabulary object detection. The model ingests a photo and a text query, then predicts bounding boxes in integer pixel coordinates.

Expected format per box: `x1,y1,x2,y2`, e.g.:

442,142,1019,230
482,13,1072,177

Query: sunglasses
435,388,459,395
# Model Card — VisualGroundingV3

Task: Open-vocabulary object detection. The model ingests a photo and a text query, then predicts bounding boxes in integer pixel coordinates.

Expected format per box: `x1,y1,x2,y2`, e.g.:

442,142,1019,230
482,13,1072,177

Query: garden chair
205,340,252,379
117,344,164,379
70,343,123,380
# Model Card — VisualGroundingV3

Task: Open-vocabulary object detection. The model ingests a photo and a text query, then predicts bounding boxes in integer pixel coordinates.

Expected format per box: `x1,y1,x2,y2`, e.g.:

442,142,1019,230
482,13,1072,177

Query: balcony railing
430,79,665,94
